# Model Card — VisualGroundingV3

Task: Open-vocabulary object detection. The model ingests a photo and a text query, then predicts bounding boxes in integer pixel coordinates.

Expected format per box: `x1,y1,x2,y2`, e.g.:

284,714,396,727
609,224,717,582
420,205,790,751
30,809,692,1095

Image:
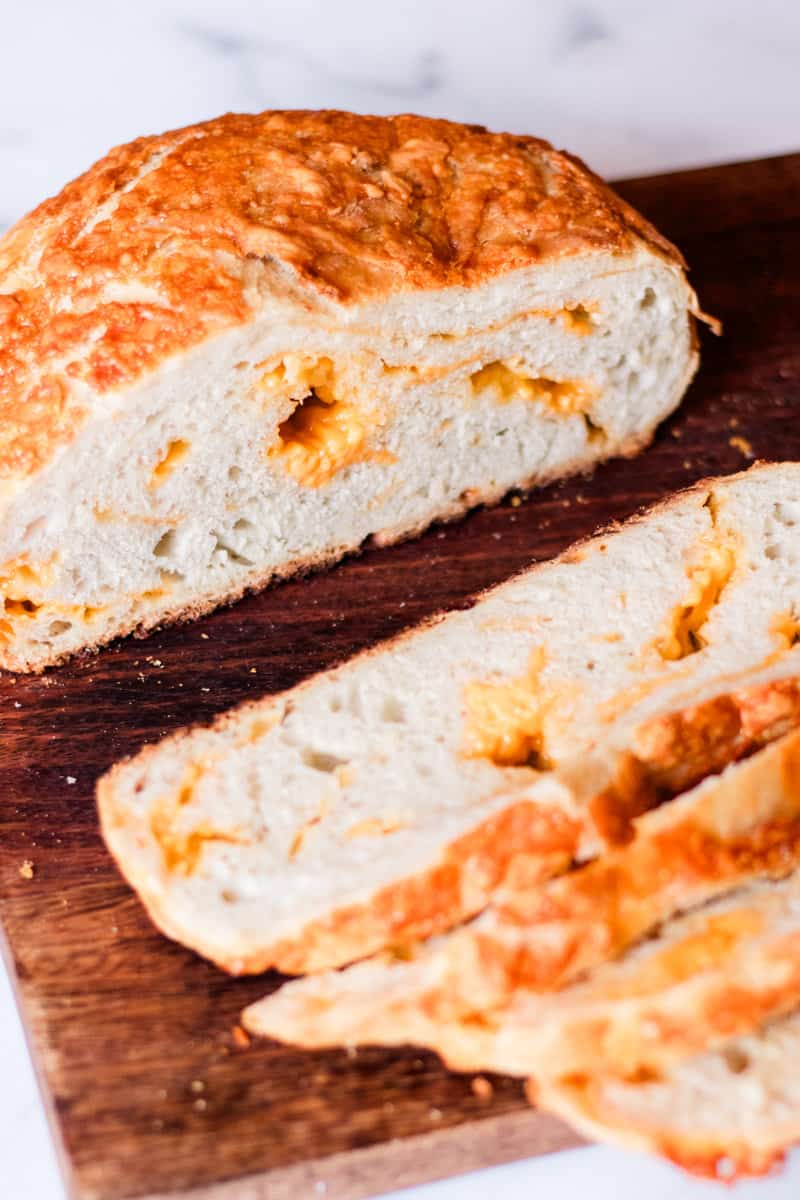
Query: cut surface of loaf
0,110,700,671
530,1010,800,1181
243,729,800,1052
98,464,800,975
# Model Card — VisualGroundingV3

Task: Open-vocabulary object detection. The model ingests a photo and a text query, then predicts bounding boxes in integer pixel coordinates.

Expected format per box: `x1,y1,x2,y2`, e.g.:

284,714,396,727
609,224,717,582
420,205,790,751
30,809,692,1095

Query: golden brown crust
0,109,685,483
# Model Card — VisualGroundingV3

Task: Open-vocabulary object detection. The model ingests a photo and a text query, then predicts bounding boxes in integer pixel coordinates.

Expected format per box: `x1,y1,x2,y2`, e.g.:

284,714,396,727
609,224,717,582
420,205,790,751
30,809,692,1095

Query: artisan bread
98,464,800,974
530,1011,800,1181
0,110,700,672
243,729,800,1053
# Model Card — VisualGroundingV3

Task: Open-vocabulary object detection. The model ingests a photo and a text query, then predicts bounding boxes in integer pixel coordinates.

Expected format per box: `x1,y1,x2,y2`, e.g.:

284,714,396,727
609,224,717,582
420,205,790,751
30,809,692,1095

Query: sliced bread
98,463,800,974
242,731,800,1064
530,1010,800,1181
245,866,800,1081
0,109,700,671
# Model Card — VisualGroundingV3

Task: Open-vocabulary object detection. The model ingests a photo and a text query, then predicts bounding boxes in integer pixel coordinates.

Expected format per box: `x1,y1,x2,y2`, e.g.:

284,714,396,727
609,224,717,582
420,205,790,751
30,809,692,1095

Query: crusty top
0,109,683,482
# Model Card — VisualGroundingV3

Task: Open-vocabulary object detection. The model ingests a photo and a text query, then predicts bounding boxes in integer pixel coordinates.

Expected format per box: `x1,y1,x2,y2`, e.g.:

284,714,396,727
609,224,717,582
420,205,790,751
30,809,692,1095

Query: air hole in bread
210,534,254,568
722,1045,751,1074
380,695,406,724
233,517,255,535
640,287,657,310
150,439,191,487
765,544,781,561
470,362,597,415
301,748,349,773
48,620,72,636
228,464,242,482
774,501,800,527
153,530,177,558
583,414,606,444
22,517,45,541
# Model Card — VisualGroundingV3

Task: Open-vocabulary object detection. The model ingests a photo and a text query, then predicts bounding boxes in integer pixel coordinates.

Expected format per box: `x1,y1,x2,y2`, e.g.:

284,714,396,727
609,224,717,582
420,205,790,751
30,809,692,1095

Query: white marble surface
2,1,800,1197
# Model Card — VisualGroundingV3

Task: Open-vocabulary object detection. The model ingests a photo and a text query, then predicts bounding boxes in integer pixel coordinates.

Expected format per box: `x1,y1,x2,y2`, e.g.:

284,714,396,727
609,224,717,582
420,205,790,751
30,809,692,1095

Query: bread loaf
0,110,699,671
98,464,800,975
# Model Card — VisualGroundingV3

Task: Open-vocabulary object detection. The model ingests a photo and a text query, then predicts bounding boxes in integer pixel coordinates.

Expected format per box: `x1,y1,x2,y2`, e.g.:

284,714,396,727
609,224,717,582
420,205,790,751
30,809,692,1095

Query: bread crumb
65,776,76,785
200,632,210,639
19,860,34,880
729,416,739,428
510,495,522,508
471,1076,493,1100
429,1107,443,1121
232,1025,251,1049
729,435,754,458
190,1079,205,1094
250,667,257,674
193,1098,207,1113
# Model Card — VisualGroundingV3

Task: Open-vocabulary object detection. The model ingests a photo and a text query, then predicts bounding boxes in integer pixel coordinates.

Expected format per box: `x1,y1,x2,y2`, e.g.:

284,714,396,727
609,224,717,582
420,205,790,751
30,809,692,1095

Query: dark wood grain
1,152,800,1200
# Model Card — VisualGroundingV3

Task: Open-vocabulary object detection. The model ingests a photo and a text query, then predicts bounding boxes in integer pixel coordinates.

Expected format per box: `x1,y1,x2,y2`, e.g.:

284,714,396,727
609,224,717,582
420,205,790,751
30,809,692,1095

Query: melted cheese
150,761,242,875
262,355,392,488
470,361,597,415
150,438,191,487
655,538,738,661
462,648,552,767
772,610,800,649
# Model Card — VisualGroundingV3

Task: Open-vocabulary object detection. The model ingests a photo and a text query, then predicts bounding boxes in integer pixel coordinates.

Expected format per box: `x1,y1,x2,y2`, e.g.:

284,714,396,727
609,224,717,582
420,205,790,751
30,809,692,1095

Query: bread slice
98,464,800,974
0,110,700,672
242,729,800,1051
246,867,800,1084
530,1011,800,1181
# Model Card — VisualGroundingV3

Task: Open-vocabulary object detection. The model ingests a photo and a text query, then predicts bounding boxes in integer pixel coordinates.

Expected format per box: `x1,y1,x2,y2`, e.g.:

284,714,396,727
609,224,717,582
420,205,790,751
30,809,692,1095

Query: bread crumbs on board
19,860,34,879
471,1076,494,1100
729,434,754,458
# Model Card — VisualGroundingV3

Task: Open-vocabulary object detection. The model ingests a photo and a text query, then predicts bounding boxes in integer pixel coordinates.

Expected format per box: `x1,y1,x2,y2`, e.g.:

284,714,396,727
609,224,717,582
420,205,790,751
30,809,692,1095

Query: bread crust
0,109,687,485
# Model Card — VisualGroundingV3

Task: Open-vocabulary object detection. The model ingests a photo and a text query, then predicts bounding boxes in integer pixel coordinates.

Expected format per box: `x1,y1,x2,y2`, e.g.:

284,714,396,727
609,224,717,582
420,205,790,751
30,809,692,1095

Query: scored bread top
0,109,685,484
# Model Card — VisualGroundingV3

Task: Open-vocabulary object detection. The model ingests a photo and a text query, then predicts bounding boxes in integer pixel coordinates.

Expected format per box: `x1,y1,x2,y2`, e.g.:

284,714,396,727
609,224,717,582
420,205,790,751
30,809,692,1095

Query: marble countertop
2,2,800,1197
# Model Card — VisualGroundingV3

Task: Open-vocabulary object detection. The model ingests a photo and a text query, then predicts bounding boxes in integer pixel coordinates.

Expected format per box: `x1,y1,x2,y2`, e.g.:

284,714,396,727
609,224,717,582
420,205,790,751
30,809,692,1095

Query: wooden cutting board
1,152,799,1200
